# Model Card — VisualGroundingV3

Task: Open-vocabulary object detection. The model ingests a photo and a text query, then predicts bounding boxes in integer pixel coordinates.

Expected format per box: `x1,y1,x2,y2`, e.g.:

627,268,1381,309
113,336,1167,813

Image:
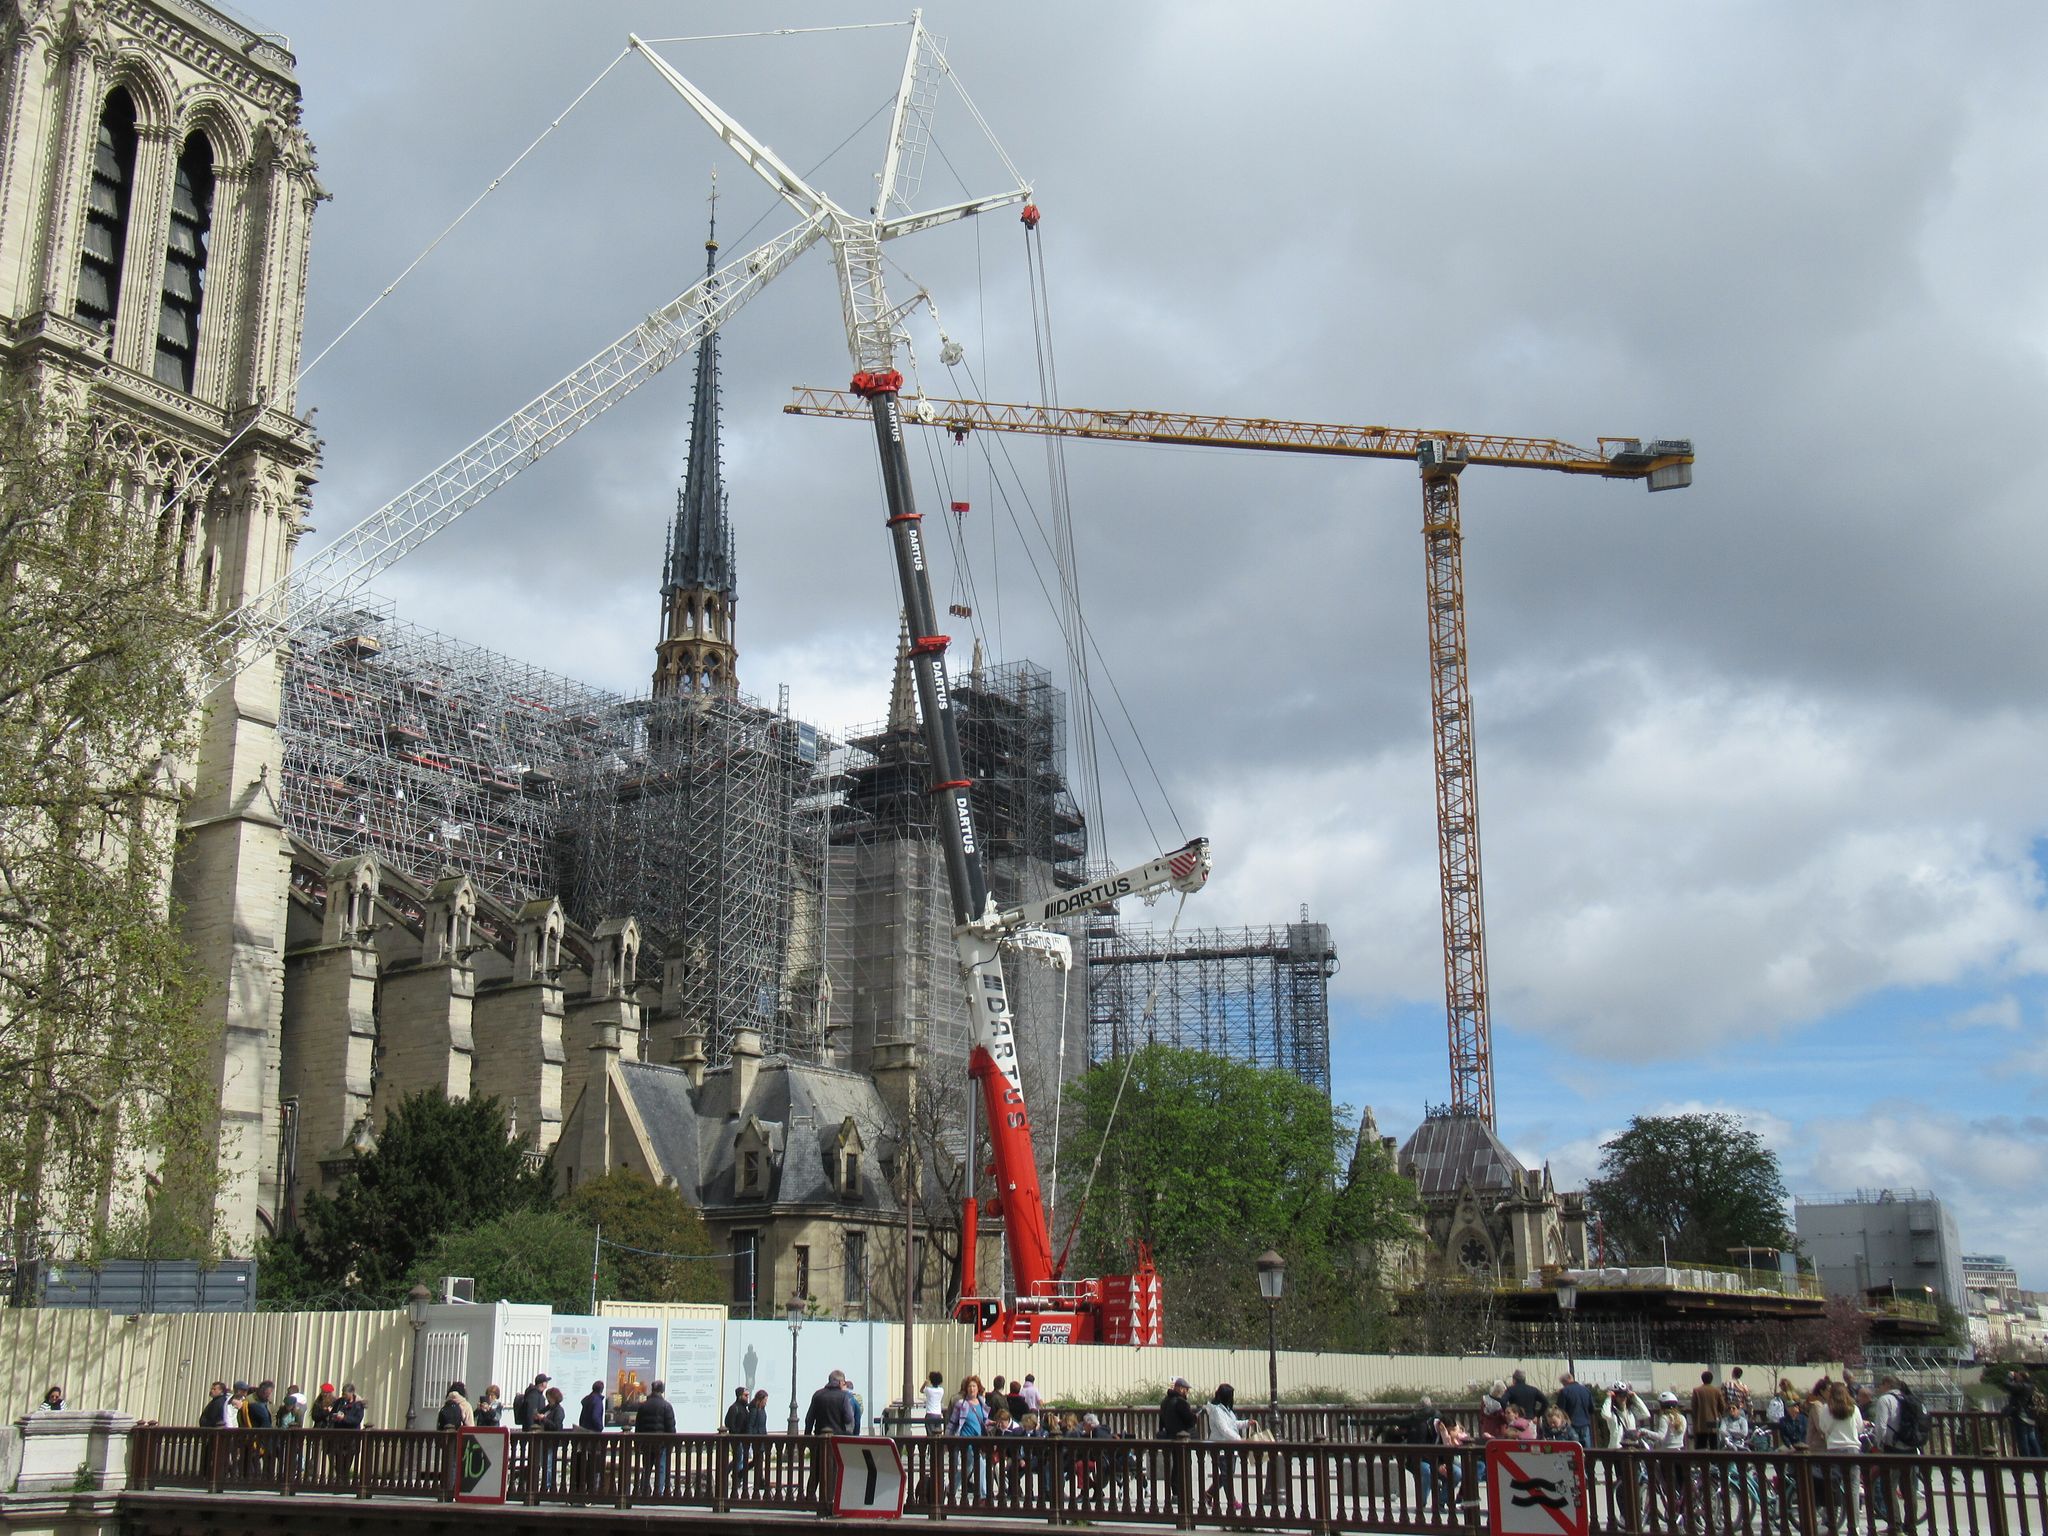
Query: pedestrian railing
1934,1413,2015,1459
1078,1404,1484,1442
127,1427,2048,1536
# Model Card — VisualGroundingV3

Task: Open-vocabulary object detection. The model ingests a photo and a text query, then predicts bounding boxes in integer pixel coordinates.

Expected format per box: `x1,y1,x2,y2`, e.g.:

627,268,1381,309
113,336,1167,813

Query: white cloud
1948,996,2024,1032
1179,657,2048,1060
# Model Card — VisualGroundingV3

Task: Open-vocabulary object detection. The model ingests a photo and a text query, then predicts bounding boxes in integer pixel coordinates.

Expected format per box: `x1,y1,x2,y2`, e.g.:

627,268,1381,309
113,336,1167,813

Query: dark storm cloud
264,2,2048,1090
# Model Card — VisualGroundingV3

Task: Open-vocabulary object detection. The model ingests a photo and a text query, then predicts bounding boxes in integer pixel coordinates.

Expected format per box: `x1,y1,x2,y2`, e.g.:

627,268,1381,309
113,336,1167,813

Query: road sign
828,1435,905,1519
1485,1440,1587,1536
453,1427,510,1505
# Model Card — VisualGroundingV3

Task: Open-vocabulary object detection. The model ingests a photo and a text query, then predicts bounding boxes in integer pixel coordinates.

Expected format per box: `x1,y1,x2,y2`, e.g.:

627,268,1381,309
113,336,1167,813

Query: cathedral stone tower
652,206,736,699
0,0,320,1246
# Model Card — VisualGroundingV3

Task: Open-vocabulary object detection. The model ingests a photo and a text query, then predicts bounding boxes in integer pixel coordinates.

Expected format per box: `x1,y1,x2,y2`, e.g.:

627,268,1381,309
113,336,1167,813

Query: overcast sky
258,1,2048,1287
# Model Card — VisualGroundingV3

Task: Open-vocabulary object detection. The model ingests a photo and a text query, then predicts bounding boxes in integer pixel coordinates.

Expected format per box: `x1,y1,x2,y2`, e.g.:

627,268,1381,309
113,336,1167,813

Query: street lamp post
404,1283,432,1428
1256,1250,1285,1427
786,1296,805,1436
1556,1279,1579,1379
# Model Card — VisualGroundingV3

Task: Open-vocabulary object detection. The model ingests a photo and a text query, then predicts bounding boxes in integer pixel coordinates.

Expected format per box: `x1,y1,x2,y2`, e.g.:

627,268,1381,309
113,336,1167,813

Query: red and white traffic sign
828,1435,905,1519
1485,1440,1587,1536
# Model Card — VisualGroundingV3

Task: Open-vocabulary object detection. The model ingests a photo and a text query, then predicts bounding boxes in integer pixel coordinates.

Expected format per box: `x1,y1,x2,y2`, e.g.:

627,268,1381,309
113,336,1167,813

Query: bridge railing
1933,1412,2014,1459
128,1427,2048,1535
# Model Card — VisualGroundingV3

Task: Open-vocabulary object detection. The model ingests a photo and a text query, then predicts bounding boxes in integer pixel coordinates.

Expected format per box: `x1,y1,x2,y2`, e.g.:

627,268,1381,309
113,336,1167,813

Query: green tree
0,383,219,1261
1586,1112,1790,1265
1055,1046,1418,1347
261,1089,550,1305
411,1208,608,1313
560,1168,723,1305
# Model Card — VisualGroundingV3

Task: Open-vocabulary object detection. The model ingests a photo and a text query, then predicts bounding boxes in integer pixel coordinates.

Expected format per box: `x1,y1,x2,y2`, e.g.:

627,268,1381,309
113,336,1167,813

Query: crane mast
1420,454,1493,1124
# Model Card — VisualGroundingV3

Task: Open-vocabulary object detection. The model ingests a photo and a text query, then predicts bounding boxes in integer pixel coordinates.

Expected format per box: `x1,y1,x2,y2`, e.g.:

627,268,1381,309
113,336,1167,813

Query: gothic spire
665,182,734,602
652,179,740,701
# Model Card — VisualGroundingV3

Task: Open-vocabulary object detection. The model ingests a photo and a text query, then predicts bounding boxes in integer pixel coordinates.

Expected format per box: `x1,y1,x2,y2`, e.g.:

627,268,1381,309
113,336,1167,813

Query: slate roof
615,1056,897,1213
1398,1112,1527,1200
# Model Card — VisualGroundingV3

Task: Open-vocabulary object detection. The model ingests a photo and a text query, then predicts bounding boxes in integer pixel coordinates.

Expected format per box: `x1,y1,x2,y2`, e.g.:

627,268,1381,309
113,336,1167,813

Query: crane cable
1052,888,1189,1277
148,48,633,538
1046,959,1073,1218
1021,217,1110,860
940,351,1185,852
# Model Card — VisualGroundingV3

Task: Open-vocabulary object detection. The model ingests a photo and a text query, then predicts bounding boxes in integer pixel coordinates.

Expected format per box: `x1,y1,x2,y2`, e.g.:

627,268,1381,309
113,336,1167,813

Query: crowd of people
195,1379,369,1431
1403,1366,1940,1528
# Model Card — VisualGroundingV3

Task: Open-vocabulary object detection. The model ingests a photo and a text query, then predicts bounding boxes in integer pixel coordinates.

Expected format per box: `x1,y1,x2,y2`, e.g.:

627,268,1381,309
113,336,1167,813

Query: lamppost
786,1295,805,1436
1556,1278,1579,1379
404,1283,432,1428
1256,1250,1285,1426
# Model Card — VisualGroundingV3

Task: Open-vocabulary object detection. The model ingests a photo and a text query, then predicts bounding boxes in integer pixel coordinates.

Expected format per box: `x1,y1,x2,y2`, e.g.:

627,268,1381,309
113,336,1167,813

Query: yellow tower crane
785,386,1695,1130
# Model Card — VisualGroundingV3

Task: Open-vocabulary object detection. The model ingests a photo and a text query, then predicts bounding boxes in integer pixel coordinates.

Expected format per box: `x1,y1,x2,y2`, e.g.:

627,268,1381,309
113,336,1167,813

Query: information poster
607,1323,660,1420
548,1318,603,1399
664,1314,723,1431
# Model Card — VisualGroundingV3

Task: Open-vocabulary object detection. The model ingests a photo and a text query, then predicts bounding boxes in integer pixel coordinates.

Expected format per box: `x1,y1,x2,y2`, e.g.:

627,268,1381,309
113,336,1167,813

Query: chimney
872,1036,919,1127
731,1026,763,1109
676,1022,708,1088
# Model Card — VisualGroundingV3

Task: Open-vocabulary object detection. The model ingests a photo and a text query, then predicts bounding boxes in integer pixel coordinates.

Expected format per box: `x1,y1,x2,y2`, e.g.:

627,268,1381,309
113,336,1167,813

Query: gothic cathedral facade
0,0,320,1245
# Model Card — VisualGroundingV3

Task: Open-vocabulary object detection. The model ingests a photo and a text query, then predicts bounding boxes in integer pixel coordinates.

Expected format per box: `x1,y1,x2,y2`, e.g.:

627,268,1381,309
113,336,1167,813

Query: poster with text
664,1314,724,1431
547,1318,603,1402
607,1323,661,1420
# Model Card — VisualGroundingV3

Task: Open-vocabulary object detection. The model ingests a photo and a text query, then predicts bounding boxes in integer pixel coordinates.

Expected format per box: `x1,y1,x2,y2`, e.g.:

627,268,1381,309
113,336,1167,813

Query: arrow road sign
829,1435,906,1519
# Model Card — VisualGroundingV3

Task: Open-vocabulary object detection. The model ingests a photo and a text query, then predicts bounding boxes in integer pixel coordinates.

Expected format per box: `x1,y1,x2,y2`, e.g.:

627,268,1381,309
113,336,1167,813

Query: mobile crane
635,20,1213,1343
950,836,1210,1344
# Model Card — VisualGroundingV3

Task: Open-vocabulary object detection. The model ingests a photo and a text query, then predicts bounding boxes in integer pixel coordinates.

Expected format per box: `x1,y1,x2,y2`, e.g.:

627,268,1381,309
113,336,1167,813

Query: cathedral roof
1398,1111,1527,1199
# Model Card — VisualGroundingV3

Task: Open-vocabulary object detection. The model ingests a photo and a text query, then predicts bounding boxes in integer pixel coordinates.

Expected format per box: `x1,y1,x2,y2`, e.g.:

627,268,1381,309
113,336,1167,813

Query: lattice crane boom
201,216,827,692
785,388,1694,1130
203,16,1034,700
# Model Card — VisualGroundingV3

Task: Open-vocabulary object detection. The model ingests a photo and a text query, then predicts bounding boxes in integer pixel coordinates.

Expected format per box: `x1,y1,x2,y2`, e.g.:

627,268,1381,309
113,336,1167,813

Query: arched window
75,90,138,334
155,134,214,391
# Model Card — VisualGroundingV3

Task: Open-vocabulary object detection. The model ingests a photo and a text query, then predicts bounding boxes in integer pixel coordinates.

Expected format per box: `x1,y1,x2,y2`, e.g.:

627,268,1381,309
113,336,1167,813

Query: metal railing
129,1425,2048,1536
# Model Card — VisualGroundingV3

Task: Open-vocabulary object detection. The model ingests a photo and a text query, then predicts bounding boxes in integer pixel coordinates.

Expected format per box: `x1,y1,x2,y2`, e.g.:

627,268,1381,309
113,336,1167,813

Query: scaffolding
278,605,835,1068
1086,916,1336,1093
278,601,621,905
826,658,1088,1091
557,693,833,1065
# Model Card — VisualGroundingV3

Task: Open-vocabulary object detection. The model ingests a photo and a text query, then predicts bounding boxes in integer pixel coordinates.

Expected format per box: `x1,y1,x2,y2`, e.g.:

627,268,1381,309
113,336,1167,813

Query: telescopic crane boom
637,20,1207,1344
785,387,1694,1131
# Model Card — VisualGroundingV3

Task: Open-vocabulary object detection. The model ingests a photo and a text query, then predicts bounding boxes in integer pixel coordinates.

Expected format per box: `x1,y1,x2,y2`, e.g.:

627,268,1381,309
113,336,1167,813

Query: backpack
1892,1390,1931,1451
1379,1414,1434,1446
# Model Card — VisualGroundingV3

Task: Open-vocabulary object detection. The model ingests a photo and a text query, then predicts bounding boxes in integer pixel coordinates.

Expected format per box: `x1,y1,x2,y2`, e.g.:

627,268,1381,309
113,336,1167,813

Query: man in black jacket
1159,1378,1198,1439
330,1386,366,1481
516,1374,550,1431
805,1370,859,1436
1502,1369,1548,1421
724,1388,752,1434
1158,1378,1198,1515
634,1380,678,1495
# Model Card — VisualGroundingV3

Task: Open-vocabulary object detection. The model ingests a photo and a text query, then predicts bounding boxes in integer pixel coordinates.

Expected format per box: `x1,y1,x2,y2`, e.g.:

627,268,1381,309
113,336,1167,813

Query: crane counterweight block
910,633,950,656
